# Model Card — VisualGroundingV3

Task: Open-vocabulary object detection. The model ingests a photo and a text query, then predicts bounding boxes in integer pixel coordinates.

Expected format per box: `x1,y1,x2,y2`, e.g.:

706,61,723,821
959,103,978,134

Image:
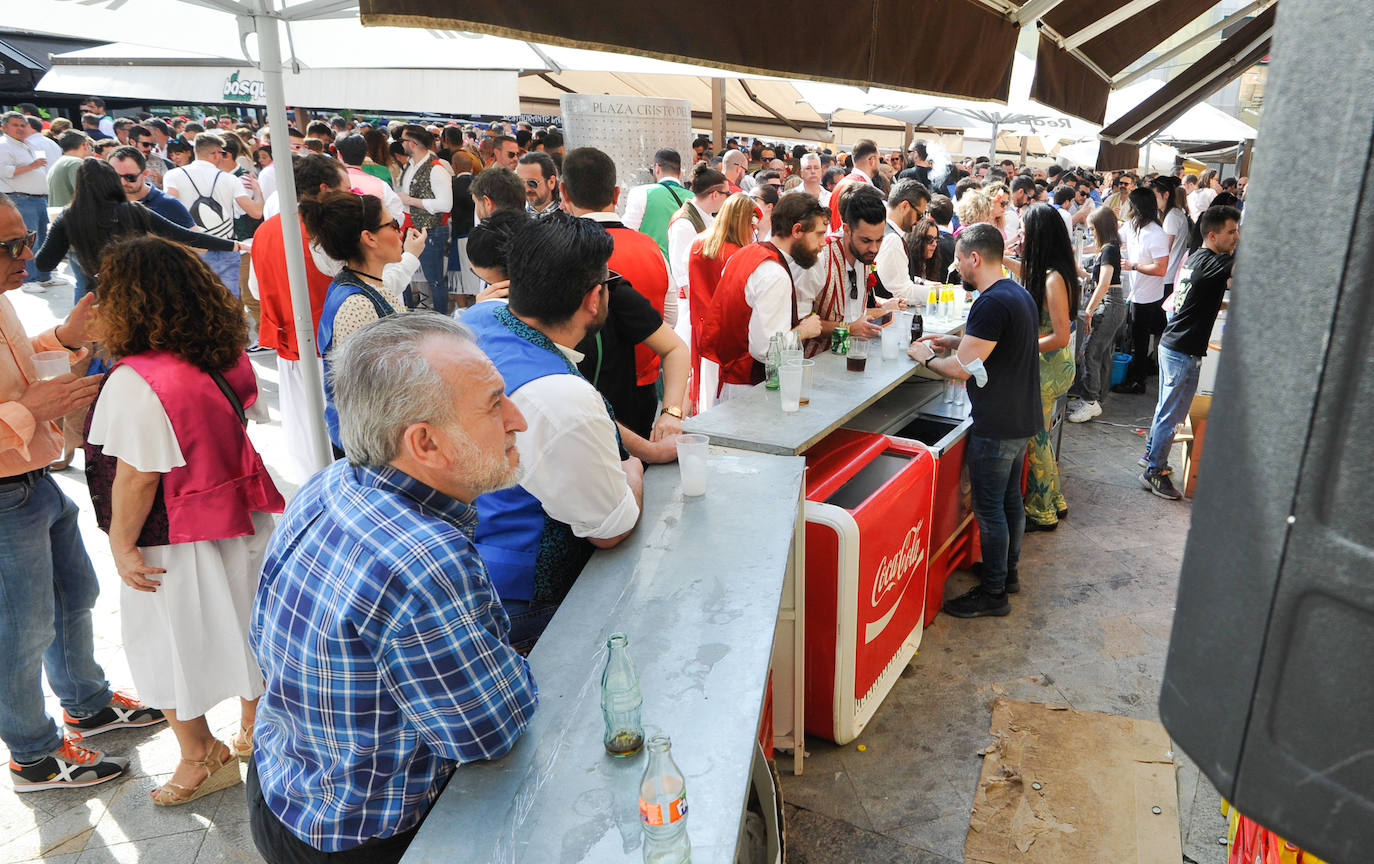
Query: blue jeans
70,255,94,305
501,598,558,656
12,194,50,282
407,224,450,315
1145,346,1202,473
202,248,242,298
966,434,1030,593
0,473,111,761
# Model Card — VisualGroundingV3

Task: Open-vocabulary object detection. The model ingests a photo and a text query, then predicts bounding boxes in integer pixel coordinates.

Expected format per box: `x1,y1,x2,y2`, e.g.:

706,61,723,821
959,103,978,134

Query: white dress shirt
875,219,923,303
744,250,801,362
27,132,61,167
399,159,452,215
511,343,639,540
0,134,48,195
667,200,712,289
785,183,830,208
621,183,649,231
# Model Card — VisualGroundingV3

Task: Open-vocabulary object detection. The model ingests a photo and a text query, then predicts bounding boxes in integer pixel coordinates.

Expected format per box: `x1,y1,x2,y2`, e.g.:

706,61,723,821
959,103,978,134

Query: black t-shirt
1091,242,1121,287
963,278,1042,440
576,281,662,436
936,231,956,282
1160,248,1233,356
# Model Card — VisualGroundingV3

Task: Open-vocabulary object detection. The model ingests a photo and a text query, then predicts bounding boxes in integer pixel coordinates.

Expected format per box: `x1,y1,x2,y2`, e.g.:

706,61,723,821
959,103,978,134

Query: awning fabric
358,0,1020,102
1099,5,1275,146
1029,0,1227,123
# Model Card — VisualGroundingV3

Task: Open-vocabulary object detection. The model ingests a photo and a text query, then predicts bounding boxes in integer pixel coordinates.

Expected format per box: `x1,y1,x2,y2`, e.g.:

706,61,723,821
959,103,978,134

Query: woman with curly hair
83,236,284,806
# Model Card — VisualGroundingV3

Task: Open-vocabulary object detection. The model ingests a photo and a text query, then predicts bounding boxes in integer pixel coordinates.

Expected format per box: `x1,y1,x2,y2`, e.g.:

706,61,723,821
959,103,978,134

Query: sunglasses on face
370,219,400,233
116,172,142,183
523,179,541,189
0,231,36,260
923,235,938,244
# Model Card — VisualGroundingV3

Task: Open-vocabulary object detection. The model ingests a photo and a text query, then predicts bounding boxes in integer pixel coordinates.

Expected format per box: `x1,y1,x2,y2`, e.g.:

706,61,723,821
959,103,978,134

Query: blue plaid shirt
249,461,538,852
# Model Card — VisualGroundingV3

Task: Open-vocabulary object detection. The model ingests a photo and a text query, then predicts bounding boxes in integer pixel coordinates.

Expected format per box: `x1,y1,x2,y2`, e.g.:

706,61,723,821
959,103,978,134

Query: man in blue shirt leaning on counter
248,314,537,864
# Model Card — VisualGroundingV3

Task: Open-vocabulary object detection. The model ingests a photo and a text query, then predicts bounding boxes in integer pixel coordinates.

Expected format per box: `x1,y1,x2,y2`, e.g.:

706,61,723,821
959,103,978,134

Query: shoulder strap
339,272,397,318
659,180,688,208
208,368,247,428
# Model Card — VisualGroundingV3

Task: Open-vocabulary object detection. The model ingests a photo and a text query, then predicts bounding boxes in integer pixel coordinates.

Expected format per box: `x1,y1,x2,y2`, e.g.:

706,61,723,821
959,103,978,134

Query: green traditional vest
640,179,692,259
670,197,706,237
406,158,447,230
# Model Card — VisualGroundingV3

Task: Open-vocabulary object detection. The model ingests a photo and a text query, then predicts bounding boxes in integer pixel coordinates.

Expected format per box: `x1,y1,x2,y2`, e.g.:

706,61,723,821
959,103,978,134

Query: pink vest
113,351,283,545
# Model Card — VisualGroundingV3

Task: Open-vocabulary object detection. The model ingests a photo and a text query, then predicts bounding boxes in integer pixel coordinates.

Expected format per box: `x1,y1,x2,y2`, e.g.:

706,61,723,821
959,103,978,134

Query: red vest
687,237,741,405
251,215,333,361
606,225,669,387
93,351,284,546
701,242,799,392
828,169,871,231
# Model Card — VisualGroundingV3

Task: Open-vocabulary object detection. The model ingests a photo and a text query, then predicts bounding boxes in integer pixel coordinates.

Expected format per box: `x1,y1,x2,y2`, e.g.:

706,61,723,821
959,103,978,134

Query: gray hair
329,313,476,467
0,191,16,215
799,153,821,168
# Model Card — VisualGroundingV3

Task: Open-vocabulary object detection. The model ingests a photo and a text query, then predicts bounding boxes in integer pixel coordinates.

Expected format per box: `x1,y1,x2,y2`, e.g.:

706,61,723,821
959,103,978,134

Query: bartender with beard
701,193,828,401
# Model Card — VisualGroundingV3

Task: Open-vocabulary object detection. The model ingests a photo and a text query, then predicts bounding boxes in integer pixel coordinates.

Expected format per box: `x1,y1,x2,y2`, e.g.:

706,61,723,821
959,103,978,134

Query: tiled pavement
3,282,1227,863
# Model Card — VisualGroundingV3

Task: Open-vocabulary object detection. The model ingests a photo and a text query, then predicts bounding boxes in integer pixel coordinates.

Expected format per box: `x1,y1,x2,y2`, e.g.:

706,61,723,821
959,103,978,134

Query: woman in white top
86,237,284,806
1115,188,1171,394
1151,177,1190,309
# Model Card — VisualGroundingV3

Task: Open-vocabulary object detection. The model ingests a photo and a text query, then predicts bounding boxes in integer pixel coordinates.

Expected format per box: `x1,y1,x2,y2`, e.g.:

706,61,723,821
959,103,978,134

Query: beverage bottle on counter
764,333,782,390
602,633,644,758
910,311,923,342
925,286,939,318
639,736,690,863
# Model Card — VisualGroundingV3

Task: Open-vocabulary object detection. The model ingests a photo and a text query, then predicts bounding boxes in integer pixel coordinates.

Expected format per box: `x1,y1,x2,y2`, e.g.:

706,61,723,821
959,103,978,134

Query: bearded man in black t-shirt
1141,205,1241,500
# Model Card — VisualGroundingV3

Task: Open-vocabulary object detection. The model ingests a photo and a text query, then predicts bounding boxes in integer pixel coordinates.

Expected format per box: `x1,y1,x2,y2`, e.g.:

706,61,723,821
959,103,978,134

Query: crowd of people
0,97,1242,863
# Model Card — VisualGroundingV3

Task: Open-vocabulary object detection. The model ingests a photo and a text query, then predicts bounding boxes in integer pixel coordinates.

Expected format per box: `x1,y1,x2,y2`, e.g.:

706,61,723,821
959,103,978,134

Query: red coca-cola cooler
802,429,935,744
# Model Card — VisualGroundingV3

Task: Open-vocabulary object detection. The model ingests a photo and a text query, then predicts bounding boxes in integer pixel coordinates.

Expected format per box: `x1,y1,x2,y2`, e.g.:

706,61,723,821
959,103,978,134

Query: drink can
831,324,849,355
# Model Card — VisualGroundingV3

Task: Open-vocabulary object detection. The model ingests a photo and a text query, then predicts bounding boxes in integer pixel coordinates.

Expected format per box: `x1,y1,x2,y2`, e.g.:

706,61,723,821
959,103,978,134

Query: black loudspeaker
1158,2,1374,862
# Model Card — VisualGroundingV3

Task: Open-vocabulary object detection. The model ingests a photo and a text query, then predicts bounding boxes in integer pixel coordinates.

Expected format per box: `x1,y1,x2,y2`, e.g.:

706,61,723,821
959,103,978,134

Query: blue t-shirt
140,184,194,228
963,277,1042,440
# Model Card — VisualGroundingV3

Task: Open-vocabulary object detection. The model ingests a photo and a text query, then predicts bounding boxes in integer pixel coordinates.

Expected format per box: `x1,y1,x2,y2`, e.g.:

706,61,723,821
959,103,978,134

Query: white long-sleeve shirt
622,183,649,231
667,200,712,289
398,159,452,215
875,220,925,304
744,250,801,362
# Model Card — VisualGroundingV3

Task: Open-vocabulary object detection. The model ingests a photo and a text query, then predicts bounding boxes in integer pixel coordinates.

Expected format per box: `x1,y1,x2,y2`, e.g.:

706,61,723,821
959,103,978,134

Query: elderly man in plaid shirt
248,315,537,864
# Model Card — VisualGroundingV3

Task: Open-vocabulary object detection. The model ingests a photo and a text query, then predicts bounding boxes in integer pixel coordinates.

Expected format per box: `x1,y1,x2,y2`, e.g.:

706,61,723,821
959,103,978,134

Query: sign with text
560,94,692,215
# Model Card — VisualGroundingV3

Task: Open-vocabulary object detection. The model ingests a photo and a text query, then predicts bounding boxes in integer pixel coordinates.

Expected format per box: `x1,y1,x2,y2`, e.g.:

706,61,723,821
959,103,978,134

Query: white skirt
121,510,276,718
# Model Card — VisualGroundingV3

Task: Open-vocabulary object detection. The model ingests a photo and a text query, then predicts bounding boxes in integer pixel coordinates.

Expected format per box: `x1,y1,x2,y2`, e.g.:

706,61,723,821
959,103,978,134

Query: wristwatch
662,406,683,419
923,348,936,368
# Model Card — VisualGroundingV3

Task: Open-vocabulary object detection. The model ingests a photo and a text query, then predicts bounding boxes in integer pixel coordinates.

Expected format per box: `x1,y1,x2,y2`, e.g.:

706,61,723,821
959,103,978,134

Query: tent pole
253,0,333,473
710,78,726,155
989,121,999,162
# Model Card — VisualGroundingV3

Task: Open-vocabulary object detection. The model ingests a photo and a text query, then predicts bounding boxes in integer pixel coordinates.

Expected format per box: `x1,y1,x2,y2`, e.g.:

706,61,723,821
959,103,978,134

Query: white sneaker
19,281,45,294
1068,400,1102,423
38,276,72,288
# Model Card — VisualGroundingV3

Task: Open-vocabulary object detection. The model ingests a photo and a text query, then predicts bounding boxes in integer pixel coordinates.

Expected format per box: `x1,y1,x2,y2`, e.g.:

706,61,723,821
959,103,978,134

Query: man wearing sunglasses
107,145,193,229
126,125,168,189
516,151,560,216
0,194,163,793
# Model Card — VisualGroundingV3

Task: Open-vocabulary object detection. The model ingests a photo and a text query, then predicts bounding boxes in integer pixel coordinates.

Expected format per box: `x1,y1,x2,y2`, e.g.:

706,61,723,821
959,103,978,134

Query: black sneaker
942,585,1011,618
65,692,165,737
1112,381,1146,395
1140,470,1183,501
1024,518,1058,533
1056,506,1068,521
973,562,1019,594
10,736,126,792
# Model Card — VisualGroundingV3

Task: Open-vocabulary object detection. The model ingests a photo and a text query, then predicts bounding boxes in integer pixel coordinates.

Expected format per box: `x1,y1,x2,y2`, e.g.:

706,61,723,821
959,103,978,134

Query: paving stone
74,830,204,863
782,804,956,864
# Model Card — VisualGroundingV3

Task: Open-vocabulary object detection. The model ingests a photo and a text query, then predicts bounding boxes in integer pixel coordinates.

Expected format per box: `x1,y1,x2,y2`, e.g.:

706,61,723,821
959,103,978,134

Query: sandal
230,724,254,762
150,741,241,806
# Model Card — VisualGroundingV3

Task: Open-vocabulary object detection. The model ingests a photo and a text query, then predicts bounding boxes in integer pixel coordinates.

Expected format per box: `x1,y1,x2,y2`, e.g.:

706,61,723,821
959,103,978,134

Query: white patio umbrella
15,0,556,475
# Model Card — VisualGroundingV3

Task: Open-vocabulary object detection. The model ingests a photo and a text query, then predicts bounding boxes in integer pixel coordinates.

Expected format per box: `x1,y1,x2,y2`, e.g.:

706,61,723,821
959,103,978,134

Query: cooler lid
805,428,929,506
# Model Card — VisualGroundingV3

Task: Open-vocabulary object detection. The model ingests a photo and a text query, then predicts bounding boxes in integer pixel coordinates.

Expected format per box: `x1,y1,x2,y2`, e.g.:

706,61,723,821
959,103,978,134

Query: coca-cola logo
871,524,924,609
865,523,926,645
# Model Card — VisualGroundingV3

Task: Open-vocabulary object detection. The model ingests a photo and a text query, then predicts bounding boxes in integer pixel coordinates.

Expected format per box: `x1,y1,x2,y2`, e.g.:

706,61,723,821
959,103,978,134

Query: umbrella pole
988,121,999,162
252,0,334,473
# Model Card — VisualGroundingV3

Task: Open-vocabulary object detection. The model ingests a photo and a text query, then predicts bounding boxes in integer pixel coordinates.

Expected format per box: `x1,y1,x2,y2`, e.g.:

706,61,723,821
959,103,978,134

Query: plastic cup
786,358,815,404
880,325,900,360
781,348,803,369
31,351,70,381
847,338,869,372
895,312,913,351
779,362,802,413
676,434,709,497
